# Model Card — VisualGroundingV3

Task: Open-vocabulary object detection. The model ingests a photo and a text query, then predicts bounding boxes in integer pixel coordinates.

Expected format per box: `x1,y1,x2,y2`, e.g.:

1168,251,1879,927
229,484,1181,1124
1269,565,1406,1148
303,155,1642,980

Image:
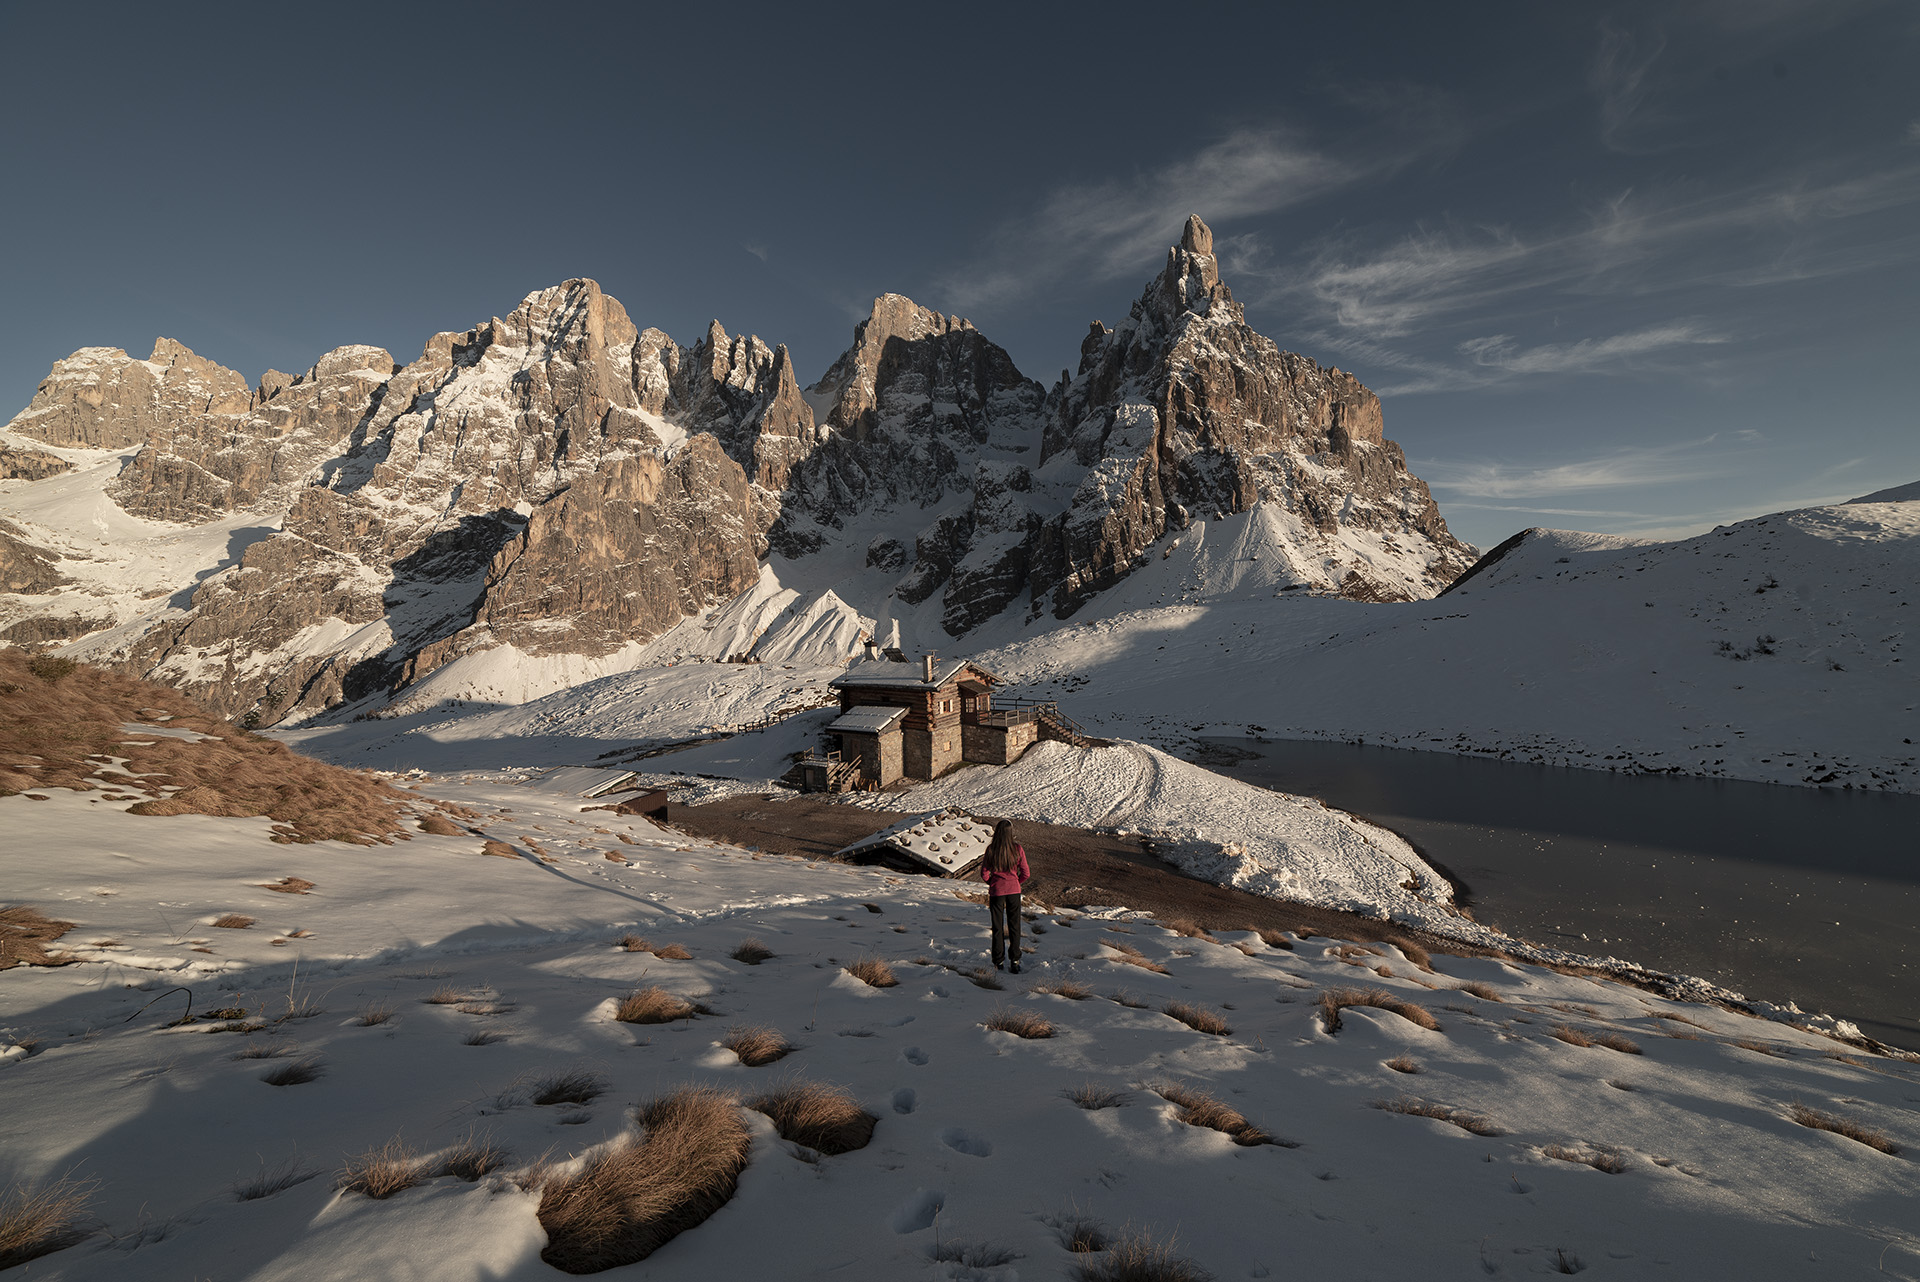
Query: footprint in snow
940,1127,992,1157
890,1189,945,1234
892,1087,917,1114
902,1047,928,1066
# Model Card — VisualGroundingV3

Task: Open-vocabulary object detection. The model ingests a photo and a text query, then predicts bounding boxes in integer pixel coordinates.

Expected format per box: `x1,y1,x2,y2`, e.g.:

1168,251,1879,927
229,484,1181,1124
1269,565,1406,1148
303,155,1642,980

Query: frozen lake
1200,738,1920,1051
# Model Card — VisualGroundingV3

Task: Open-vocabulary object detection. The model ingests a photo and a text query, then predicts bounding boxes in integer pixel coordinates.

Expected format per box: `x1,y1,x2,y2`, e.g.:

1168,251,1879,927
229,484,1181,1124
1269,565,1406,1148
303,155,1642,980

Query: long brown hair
984,819,1021,873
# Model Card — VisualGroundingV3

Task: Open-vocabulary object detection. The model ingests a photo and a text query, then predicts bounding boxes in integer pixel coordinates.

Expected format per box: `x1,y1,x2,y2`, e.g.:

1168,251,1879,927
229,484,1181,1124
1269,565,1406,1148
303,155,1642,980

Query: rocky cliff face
1,218,1473,724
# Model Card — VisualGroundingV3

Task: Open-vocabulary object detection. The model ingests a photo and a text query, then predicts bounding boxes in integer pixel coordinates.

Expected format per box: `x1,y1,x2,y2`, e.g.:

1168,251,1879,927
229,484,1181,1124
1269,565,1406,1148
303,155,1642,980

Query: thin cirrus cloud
1422,434,1760,500
934,130,1362,313
1591,21,1670,153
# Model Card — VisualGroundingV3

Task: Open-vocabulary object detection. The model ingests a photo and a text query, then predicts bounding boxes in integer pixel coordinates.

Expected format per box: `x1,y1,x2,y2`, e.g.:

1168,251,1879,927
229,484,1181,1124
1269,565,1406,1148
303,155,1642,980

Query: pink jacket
981,845,1029,897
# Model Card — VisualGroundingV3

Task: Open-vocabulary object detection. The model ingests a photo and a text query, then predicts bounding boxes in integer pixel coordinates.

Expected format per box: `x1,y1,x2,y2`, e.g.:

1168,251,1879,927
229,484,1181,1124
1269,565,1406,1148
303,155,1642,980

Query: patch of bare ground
1788,1103,1900,1154
0,651,410,844
985,1007,1055,1039
1162,1001,1232,1036
614,987,707,1025
1075,1226,1214,1282
537,1086,751,1272
1318,987,1441,1034
1542,1143,1631,1173
1372,1095,1501,1136
337,1140,427,1199
722,1025,794,1067
1153,1082,1287,1147
729,938,774,965
0,1176,96,1269
746,1080,877,1154
844,955,897,988
617,935,691,960
0,905,75,970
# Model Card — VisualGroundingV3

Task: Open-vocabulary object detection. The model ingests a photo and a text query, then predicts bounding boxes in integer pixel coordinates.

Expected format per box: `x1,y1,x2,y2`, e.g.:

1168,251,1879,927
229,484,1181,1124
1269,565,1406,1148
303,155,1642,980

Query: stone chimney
923,652,936,683
863,637,879,661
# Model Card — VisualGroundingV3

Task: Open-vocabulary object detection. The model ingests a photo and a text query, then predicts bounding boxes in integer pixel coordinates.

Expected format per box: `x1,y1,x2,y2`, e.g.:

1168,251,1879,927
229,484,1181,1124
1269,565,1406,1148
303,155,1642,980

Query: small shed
826,704,906,786
830,808,993,878
523,767,642,798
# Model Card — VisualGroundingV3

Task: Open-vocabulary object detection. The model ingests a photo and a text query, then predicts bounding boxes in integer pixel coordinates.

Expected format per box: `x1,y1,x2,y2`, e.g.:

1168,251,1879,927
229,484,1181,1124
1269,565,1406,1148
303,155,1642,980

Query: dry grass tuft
617,936,691,960
0,1176,96,1268
233,1041,292,1060
1046,1206,1112,1254
538,1086,752,1272
1162,1002,1231,1036
1154,1082,1282,1146
1111,990,1151,1009
1318,987,1441,1034
418,813,465,836
1075,1226,1214,1281
1372,1095,1502,1136
984,1007,1055,1039
1732,1038,1787,1057
1066,1082,1130,1110
424,986,466,1005
1542,1142,1631,1173
1551,1024,1594,1048
0,905,76,970
1395,940,1434,971
531,1071,607,1106
730,938,774,965
337,1140,427,1198
746,1080,877,1155
930,1239,1023,1267
355,1002,396,1027
232,1158,315,1202
1157,916,1218,943
1386,1055,1422,1074
1032,979,1094,1001
481,840,520,858
614,987,704,1025
259,1057,324,1086
1593,1031,1642,1055
723,1025,794,1067
464,1030,506,1046
957,965,1003,990
1104,940,1170,974
259,877,315,894
844,955,897,988
1253,927,1294,950
211,913,254,929
1788,1103,1900,1154
651,943,692,960
1454,981,1504,1002
440,1136,511,1181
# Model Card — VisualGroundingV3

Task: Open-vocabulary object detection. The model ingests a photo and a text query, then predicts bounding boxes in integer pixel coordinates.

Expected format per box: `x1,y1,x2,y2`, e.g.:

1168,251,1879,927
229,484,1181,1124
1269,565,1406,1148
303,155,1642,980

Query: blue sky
2,1,1914,549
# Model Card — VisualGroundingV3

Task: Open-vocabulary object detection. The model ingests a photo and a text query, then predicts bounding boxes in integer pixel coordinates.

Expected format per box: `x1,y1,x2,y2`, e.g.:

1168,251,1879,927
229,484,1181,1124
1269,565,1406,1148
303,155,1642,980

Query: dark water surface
1199,738,1920,1051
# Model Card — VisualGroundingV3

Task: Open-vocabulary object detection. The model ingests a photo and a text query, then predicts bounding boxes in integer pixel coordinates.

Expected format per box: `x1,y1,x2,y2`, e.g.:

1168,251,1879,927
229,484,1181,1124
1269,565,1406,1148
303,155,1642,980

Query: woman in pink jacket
980,819,1031,973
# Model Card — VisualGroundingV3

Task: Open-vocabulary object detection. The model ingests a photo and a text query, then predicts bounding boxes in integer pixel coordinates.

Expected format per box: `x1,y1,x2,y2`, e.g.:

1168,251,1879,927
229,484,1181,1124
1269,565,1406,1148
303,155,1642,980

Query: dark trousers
989,893,1022,964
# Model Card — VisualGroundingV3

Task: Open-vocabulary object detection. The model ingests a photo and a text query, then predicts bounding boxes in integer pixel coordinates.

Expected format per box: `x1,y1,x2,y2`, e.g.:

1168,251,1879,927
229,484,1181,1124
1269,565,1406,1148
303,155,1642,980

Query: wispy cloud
936,130,1362,312
1591,21,1668,152
1424,434,1760,499
743,242,769,263
1907,121,1920,145
1458,323,1726,376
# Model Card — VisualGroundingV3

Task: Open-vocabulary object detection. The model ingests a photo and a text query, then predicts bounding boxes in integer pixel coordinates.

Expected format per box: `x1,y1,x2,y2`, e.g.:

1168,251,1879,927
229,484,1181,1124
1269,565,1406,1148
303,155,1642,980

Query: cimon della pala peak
0,216,1475,726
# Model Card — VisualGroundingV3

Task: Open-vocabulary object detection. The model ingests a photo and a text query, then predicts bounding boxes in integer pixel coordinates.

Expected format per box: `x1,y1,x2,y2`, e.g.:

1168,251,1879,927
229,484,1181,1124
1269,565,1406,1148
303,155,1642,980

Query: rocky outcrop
0,446,70,481
0,519,67,595
6,340,252,450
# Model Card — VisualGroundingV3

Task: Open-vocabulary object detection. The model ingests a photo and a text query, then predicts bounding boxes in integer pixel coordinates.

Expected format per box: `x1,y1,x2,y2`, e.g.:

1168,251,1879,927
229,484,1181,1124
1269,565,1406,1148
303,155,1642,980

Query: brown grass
0,651,410,843
1542,1143,1630,1173
1153,1082,1282,1146
723,1025,794,1067
1253,927,1294,950
232,1157,316,1201
337,1140,427,1198
730,938,774,965
1372,1095,1502,1136
260,1057,324,1086
440,1136,511,1181
211,913,254,929
1386,1055,1422,1074
1551,1024,1593,1047
424,986,465,1005
617,936,691,960
1032,980,1094,1001
259,877,315,894
1454,981,1504,1002
985,1007,1055,1039
537,1087,752,1272
0,905,75,970
1066,1082,1130,1110
1111,990,1150,1009
1732,1039,1788,1057
1075,1227,1213,1281
0,1176,96,1268
614,987,704,1024
1395,940,1433,971
1157,916,1218,943
464,1030,506,1046
481,840,520,858
1104,940,1170,974
746,1080,877,1154
418,814,465,836
530,1071,608,1106
355,1002,396,1027
1318,987,1441,1034
1593,1032,1642,1054
1162,1002,1232,1036
955,964,1003,990
844,955,897,988
1788,1103,1900,1154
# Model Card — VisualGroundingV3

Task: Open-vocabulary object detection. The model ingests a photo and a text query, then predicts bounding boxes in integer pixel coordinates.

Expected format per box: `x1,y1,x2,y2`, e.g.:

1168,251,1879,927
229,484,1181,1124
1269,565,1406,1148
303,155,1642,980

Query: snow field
4,782,1918,1279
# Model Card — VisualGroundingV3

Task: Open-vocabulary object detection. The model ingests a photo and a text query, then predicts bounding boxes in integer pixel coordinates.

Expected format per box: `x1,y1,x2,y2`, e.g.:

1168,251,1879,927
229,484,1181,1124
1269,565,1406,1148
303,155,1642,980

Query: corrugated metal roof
828,705,907,735
521,767,641,798
830,658,1000,690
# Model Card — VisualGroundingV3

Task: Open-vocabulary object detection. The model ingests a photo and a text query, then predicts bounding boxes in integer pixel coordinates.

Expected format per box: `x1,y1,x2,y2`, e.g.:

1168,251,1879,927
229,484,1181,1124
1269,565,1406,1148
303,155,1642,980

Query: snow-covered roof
827,705,907,735
520,766,641,798
830,808,993,876
829,658,1000,691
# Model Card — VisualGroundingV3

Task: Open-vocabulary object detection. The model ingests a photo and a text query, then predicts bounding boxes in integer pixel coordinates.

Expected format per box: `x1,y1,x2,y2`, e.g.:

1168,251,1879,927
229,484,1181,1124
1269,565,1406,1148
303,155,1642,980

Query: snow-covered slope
4,781,1915,1279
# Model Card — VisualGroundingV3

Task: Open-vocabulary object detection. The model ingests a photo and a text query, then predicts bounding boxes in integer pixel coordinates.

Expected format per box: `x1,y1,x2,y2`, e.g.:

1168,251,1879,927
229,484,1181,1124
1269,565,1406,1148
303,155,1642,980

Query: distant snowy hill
0,216,1470,727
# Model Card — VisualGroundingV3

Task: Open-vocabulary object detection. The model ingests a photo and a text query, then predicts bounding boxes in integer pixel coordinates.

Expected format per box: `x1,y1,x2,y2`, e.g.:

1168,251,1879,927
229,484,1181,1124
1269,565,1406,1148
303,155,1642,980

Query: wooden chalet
826,653,1039,782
